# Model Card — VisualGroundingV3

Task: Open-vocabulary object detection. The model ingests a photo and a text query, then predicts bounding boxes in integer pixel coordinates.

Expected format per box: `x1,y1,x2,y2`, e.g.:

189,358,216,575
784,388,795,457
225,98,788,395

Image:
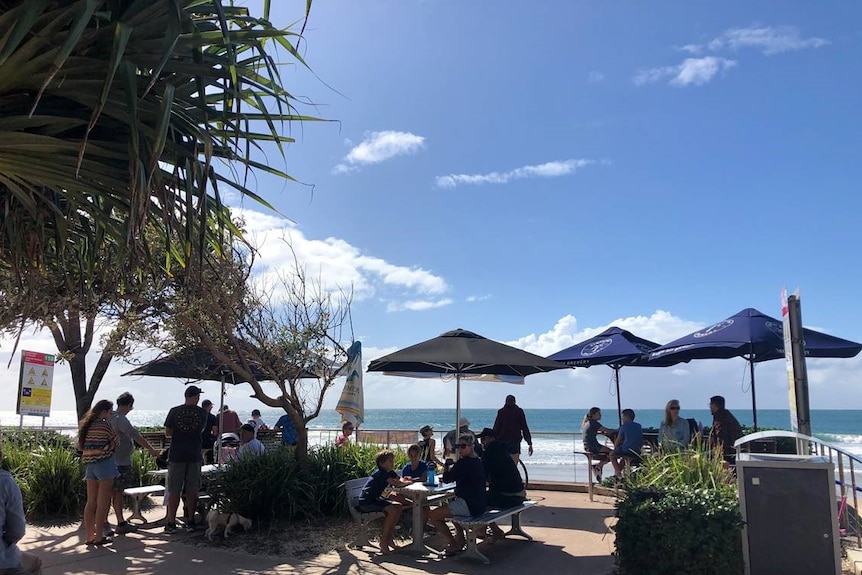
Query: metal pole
454,373,461,461
788,295,812,436
614,367,623,427
216,372,226,465
749,357,758,431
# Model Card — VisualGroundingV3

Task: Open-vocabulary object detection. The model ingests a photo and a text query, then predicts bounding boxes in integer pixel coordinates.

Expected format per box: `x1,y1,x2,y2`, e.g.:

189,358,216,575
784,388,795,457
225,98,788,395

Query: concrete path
20,490,617,575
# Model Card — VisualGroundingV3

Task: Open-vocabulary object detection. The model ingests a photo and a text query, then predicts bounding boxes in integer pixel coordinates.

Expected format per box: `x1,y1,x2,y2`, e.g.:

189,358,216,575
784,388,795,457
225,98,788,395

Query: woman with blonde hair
658,399,691,452
77,399,119,546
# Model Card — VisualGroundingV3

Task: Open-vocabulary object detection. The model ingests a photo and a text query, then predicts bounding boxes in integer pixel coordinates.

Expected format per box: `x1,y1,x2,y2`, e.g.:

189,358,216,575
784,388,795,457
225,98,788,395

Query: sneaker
164,522,178,534
115,521,134,535
184,521,197,533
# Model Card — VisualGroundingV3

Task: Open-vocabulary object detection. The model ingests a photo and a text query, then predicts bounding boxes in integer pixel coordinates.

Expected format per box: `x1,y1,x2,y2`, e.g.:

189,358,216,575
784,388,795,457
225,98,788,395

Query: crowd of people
580,395,744,484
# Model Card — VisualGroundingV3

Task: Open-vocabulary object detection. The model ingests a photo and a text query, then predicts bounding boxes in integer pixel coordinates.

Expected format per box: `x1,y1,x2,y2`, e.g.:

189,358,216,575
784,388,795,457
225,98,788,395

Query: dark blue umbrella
548,327,660,425
647,308,862,429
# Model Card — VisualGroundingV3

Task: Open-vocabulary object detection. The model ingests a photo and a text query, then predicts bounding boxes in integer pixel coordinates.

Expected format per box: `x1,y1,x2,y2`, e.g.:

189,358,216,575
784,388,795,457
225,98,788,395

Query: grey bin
737,454,842,575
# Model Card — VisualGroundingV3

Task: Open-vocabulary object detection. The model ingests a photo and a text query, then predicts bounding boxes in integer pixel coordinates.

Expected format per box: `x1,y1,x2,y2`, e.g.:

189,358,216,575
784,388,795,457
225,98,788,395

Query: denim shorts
447,497,471,517
85,458,119,481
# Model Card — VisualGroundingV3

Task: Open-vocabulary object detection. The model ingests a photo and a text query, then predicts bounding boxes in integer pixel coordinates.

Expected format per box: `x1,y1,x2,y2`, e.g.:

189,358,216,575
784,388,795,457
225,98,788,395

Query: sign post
16,351,55,425
781,289,811,436
781,289,798,432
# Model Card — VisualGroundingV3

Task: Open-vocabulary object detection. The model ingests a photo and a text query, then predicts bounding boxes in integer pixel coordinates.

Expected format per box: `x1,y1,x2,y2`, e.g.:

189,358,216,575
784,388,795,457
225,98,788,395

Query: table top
147,463,224,477
396,481,455,494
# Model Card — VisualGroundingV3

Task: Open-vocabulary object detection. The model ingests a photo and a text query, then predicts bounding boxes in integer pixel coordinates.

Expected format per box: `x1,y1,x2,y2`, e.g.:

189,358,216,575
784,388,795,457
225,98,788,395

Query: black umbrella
367,328,569,445
548,326,660,425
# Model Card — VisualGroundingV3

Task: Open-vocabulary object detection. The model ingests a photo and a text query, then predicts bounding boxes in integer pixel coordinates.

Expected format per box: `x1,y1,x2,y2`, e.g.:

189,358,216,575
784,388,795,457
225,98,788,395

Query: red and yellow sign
17,351,55,417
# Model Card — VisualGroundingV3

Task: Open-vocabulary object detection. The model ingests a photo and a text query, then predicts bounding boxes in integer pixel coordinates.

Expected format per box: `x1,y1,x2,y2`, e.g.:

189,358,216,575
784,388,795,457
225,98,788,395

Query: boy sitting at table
357,449,413,554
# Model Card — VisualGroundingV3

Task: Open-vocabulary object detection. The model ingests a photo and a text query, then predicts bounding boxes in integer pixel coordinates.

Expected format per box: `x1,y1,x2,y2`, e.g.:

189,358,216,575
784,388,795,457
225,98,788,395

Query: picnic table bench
124,485,165,523
451,500,537,564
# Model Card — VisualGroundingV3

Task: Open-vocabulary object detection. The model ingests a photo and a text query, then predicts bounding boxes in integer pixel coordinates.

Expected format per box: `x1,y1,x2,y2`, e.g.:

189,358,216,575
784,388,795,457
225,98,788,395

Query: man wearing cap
443,417,475,459
492,395,533,464
163,385,207,533
477,427,526,542
200,400,218,465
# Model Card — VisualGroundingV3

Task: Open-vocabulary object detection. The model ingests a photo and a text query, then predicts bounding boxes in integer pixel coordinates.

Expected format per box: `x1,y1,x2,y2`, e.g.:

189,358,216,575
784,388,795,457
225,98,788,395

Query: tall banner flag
781,288,798,432
335,341,364,428
17,351,55,417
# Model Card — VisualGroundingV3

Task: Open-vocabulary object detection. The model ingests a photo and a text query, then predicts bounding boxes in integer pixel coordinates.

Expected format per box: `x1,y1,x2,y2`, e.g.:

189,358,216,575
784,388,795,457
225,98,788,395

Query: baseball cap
458,417,470,428
201,399,213,408
184,385,203,398
476,427,496,439
420,425,433,434
240,423,255,433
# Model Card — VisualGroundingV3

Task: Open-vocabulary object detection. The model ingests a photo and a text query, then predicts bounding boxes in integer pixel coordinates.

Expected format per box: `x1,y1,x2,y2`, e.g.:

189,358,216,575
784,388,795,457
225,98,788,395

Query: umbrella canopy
548,326,660,424
647,308,862,429
123,345,318,461
335,341,364,428
367,328,568,452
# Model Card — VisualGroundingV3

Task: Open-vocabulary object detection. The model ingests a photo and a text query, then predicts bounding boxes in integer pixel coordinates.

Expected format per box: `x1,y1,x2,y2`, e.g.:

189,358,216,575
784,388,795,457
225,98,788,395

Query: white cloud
435,159,595,189
587,71,605,83
234,208,449,303
333,130,425,174
678,44,704,55
634,57,736,87
466,294,492,303
709,25,829,55
386,298,453,312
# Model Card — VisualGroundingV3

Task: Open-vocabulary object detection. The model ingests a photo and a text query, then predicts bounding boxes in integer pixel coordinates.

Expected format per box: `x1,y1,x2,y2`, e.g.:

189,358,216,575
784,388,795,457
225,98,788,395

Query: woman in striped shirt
77,399,119,546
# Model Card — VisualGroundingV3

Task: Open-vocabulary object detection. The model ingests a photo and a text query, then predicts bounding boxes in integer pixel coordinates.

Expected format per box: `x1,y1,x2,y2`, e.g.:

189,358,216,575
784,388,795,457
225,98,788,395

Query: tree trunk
294,425,308,464
69,353,92,421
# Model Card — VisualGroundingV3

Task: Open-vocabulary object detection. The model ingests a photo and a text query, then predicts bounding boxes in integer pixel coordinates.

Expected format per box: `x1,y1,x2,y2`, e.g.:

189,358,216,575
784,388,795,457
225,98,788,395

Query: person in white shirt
237,424,265,459
247,409,268,435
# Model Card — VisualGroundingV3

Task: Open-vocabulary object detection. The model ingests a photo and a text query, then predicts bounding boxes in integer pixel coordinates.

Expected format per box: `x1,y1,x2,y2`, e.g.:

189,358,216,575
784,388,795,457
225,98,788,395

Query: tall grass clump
20,446,86,519
613,445,743,575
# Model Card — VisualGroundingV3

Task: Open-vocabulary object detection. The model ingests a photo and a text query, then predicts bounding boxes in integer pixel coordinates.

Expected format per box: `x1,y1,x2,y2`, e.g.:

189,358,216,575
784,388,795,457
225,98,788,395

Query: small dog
204,509,252,540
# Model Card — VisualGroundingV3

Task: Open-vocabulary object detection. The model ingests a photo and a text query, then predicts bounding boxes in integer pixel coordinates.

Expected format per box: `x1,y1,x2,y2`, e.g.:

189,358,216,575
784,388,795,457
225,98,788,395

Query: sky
3,1,862,421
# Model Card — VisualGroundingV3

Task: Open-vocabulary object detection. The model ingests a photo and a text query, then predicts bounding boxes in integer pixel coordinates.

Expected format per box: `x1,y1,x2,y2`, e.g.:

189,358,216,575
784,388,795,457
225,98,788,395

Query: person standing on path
163,386,207,533
0,442,42,573
492,395,533,463
78,400,119,546
200,400,218,464
110,392,160,534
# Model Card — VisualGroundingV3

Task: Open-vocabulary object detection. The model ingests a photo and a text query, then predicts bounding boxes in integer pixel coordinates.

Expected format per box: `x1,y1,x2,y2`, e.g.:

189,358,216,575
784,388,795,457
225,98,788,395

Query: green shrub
130,449,159,487
20,446,86,519
206,443,409,522
614,486,744,575
625,444,734,491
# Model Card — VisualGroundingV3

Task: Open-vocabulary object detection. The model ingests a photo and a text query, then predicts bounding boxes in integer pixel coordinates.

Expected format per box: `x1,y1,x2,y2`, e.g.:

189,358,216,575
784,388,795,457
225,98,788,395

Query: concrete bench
124,485,165,523
451,500,537,564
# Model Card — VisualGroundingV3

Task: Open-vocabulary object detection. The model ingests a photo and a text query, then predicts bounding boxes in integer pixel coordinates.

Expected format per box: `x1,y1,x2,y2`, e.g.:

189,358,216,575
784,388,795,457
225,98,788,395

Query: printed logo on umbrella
581,338,613,356
694,319,734,338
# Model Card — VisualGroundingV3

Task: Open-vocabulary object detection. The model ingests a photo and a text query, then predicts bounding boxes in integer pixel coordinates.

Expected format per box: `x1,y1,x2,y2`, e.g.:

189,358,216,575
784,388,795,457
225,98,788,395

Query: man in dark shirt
492,395,533,463
708,395,744,463
163,385,207,533
477,427,526,542
200,399,218,464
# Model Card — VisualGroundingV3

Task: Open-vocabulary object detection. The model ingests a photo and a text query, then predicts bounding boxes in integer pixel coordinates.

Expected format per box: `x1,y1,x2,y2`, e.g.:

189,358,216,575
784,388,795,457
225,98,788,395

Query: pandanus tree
0,0,320,417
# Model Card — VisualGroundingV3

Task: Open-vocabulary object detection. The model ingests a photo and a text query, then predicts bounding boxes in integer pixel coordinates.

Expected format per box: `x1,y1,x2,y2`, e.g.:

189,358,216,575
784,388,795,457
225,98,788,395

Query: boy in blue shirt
612,409,643,481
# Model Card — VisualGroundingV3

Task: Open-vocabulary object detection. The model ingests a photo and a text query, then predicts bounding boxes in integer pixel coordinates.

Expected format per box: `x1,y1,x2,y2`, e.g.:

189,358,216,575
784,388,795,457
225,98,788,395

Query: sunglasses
670,406,680,411
456,443,470,449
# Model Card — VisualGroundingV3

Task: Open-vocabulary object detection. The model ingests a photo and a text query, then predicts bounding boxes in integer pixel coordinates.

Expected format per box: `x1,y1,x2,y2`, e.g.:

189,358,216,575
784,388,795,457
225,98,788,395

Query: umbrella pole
614,367,623,427
749,359,758,431
217,372,226,465
454,373,461,461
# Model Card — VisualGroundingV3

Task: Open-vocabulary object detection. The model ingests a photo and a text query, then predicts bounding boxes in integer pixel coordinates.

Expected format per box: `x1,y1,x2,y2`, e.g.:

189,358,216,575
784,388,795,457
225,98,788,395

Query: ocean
5,408,861,482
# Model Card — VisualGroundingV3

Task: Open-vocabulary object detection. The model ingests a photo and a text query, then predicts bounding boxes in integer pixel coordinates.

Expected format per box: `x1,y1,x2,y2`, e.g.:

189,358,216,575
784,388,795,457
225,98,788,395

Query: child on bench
357,449,413,554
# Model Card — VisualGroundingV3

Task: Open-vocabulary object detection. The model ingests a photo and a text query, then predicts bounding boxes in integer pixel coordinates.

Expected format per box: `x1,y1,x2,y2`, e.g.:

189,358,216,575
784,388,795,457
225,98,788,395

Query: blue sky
3,1,862,420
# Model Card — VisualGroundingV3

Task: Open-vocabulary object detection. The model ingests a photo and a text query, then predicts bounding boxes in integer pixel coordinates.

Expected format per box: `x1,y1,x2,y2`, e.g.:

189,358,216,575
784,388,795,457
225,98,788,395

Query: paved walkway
21,490,617,575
